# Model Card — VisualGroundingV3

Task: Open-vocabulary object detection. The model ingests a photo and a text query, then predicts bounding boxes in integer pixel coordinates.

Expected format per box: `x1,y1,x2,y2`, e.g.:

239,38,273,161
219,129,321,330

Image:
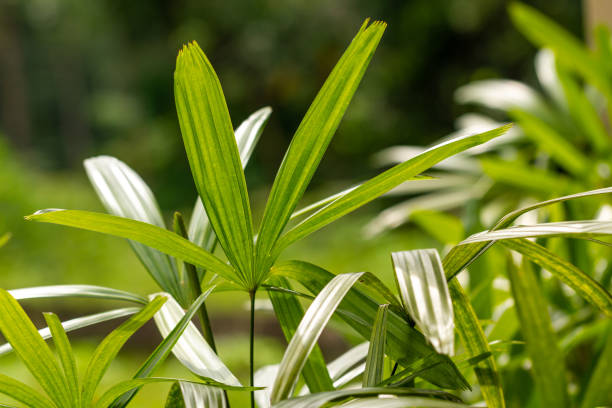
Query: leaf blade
175,41,255,287
255,20,386,278
362,304,388,387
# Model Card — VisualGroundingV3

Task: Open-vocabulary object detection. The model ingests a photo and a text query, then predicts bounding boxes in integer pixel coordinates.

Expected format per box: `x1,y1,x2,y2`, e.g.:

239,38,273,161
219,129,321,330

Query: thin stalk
249,290,256,408
173,212,217,351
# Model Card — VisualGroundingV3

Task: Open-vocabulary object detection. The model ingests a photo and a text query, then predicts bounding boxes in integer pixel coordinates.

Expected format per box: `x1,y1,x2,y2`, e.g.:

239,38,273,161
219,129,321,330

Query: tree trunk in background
0,4,31,149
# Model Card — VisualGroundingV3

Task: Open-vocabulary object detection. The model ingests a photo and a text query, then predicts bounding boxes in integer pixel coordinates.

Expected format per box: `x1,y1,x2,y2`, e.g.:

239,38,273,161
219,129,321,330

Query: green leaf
43,313,80,407
84,156,184,302
273,388,463,408
501,238,612,317
269,273,364,403
510,109,589,176
274,124,512,259
109,290,214,408
25,210,240,287
392,250,454,355
94,377,256,408
0,289,71,407
164,383,186,408
271,261,470,390
362,304,388,387
555,61,610,153
580,323,612,408
336,396,467,408
506,256,569,407
0,375,54,408
255,20,386,278
188,106,272,252
448,279,505,408
9,284,147,304
327,342,369,386
509,2,612,101
411,210,465,245
175,41,255,287
443,186,612,279
480,157,575,195
80,296,166,407
0,307,140,357
266,276,334,393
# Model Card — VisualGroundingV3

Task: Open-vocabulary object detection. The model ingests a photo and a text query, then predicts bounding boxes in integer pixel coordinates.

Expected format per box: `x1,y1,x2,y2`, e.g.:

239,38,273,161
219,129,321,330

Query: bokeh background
0,0,587,406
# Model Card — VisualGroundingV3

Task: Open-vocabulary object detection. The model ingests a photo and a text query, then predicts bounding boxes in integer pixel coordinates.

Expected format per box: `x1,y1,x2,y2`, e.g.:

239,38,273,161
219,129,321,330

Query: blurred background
0,0,590,406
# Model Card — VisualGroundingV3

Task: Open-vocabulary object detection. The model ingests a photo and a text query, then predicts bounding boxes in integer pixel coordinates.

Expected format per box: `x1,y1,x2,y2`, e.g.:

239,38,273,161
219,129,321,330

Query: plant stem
249,290,256,408
173,211,217,351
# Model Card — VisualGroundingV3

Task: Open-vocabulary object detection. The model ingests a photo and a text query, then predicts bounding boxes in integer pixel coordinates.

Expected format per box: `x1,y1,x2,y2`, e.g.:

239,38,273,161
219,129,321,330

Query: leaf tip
24,208,64,221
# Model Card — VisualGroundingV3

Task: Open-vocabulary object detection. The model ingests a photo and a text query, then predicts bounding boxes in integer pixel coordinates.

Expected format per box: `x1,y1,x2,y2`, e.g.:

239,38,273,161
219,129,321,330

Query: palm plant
15,11,611,408
19,18,519,407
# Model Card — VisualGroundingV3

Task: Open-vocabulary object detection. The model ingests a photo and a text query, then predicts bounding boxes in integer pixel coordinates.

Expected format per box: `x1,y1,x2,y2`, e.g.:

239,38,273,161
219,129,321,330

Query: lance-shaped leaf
362,304,388,387
273,125,512,260
580,324,612,408
9,284,147,304
84,156,184,303
443,186,612,279
0,289,72,407
25,210,240,287
255,20,386,278
152,292,241,386
460,220,612,244
509,2,612,101
273,388,463,408
449,279,505,408
506,256,570,408
266,277,334,393
510,109,589,176
110,290,215,408
0,307,140,356
501,238,612,317
392,250,454,356
44,313,80,407
188,106,272,251
81,296,167,406
269,272,364,403
272,261,469,390
336,397,467,408
175,41,255,286
0,375,54,408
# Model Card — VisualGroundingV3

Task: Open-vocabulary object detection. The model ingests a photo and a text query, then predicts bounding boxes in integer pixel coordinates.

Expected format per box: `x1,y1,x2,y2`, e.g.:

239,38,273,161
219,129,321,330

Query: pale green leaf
84,155,184,302
392,250,454,355
580,324,612,408
9,284,146,304
362,304,388,387
109,290,214,408
269,272,364,403
266,277,334,393
271,261,469,390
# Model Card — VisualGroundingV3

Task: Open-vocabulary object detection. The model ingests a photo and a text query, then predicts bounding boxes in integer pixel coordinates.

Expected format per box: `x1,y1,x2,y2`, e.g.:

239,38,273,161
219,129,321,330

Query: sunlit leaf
255,20,386,278
392,250,454,355
269,273,364,403
362,304,388,387
175,41,255,287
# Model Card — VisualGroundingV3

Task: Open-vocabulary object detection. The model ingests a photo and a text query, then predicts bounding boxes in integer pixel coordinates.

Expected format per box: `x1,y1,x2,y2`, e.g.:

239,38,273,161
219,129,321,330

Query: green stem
249,290,256,408
173,211,217,351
